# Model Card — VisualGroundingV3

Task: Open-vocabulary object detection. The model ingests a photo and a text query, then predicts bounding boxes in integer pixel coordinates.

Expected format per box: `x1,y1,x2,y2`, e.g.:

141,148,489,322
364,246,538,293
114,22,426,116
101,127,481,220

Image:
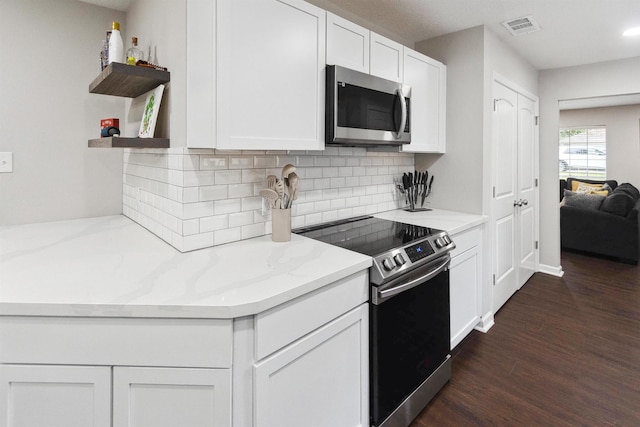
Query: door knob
513,200,522,207
522,199,528,206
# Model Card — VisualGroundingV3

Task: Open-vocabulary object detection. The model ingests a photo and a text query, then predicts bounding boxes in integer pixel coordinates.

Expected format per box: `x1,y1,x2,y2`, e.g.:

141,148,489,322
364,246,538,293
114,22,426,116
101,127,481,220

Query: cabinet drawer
254,270,369,360
0,317,232,368
450,226,481,259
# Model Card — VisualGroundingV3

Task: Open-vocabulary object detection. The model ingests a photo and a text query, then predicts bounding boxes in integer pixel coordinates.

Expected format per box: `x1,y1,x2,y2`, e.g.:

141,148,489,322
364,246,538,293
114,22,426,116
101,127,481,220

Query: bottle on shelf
107,21,124,64
126,37,144,65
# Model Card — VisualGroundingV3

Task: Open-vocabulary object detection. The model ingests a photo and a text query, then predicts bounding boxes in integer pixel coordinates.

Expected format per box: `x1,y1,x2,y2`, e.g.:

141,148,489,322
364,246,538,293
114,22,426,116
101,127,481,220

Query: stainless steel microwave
326,65,411,146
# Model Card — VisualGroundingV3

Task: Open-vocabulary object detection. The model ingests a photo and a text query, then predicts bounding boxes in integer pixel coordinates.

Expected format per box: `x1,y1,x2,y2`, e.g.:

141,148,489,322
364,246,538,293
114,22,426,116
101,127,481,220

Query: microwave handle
395,88,407,139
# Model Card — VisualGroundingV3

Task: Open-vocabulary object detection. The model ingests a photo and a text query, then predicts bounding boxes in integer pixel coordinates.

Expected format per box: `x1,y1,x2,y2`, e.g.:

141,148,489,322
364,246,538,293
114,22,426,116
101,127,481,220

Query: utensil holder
271,208,291,242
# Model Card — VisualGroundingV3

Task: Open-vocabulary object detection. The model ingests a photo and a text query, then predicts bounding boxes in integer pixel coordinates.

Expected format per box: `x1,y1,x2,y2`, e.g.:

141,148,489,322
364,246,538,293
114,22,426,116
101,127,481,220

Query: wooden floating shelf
89,62,170,98
88,137,170,149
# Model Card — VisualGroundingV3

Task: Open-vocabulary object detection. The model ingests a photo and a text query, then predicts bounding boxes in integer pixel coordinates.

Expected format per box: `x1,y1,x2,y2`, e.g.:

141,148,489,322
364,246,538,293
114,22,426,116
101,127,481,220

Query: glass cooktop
293,216,439,257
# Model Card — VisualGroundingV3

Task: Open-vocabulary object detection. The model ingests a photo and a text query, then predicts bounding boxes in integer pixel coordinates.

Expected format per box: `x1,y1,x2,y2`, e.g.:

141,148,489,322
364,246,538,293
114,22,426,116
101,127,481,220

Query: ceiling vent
502,16,541,36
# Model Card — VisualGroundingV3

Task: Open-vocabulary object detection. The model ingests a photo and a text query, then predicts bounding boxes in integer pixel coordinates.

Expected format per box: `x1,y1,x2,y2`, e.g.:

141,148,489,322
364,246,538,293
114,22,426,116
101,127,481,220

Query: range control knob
382,258,395,271
435,238,444,248
393,253,406,266
443,235,451,245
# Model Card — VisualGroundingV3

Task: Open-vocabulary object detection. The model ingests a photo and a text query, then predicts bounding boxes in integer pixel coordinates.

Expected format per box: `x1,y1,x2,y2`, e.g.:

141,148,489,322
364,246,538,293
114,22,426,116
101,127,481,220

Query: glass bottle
126,37,144,65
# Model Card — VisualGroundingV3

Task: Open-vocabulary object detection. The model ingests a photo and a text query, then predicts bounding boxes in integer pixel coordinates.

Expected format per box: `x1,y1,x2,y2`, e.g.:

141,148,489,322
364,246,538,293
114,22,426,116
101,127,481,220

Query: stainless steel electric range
295,215,456,427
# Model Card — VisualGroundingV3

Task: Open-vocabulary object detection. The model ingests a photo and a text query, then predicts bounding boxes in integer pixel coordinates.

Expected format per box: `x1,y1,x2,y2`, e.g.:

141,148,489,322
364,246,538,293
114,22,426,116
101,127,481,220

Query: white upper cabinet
188,0,326,150
402,48,447,153
326,12,370,73
370,32,404,82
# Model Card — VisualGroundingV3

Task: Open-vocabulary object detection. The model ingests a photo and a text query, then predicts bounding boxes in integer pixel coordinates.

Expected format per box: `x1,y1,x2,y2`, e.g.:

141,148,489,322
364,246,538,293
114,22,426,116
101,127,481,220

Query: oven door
370,255,451,427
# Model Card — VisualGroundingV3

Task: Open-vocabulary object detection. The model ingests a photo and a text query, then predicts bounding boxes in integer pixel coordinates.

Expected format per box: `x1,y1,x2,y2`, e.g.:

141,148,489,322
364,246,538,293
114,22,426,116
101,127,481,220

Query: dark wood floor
411,251,640,426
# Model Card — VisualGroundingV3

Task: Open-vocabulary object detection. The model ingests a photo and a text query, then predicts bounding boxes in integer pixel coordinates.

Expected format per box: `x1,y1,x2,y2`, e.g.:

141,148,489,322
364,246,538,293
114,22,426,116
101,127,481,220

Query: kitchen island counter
0,215,371,319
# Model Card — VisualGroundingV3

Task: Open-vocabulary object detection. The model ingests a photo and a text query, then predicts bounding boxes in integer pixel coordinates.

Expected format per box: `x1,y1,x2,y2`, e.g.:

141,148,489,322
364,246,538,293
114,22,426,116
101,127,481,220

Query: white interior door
517,94,538,287
492,80,539,313
492,82,519,313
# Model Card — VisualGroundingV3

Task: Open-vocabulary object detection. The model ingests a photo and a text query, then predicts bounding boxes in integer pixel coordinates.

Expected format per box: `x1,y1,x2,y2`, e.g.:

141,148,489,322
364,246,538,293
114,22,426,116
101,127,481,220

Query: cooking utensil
281,164,296,179
287,172,299,208
259,188,279,209
274,179,286,209
267,175,277,190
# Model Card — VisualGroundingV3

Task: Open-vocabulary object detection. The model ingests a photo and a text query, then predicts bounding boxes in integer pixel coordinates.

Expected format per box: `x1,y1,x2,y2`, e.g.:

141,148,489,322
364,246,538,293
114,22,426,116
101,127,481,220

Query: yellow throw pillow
572,181,608,196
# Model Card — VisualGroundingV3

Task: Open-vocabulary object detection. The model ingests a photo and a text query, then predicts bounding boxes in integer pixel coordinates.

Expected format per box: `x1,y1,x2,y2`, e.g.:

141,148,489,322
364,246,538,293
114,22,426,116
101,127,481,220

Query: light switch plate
0,152,13,173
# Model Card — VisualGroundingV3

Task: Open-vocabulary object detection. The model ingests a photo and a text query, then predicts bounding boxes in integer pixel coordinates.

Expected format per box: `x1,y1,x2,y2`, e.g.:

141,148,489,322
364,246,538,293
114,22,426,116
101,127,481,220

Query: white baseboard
538,264,564,277
474,311,495,333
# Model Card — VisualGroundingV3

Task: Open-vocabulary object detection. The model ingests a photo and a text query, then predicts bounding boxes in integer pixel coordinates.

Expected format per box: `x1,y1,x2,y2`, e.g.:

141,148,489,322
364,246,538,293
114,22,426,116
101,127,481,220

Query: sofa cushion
571,180,610,196
563,189,606,210
600,192,636,217
566,178,617,193
614,183,640,201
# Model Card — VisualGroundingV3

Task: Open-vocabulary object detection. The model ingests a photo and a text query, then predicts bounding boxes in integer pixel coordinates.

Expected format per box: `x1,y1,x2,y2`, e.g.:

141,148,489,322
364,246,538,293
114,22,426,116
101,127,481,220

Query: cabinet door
254,304,368,427
402,48,447,153
217,0,325,150
326,12,370,73
113,367,230,427
450,247,481,349
0,364,111,427
370,32,403,82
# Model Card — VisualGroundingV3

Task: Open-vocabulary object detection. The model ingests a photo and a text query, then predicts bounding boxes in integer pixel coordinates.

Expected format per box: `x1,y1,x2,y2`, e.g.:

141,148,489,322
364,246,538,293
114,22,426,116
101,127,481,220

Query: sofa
560,177,640,264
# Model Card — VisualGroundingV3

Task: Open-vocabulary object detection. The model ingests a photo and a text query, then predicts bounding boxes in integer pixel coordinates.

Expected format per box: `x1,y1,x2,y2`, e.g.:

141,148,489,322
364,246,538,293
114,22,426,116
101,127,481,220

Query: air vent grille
502,16,541,36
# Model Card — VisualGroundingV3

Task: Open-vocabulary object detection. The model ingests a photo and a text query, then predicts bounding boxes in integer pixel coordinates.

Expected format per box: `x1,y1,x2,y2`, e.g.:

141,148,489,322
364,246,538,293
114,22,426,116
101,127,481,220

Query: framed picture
138,84,165,138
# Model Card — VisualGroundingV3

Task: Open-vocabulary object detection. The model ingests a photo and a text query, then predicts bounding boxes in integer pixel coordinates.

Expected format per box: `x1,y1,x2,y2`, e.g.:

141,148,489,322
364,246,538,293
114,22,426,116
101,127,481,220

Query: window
559,127,606,180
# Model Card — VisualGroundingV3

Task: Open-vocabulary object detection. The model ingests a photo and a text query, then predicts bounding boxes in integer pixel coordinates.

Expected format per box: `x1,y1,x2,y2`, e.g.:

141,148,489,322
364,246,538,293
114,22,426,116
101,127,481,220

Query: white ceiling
317,0,640,70
80,0,640,71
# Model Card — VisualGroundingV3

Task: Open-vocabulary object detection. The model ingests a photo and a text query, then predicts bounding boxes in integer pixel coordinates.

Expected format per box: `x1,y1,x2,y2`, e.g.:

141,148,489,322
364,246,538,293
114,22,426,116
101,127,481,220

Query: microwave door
327,65,411,145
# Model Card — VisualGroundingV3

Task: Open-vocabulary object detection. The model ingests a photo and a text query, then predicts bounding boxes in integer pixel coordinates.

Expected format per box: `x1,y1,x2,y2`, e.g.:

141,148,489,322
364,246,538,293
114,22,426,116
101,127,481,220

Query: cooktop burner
294,216,455,285
294,216,436,256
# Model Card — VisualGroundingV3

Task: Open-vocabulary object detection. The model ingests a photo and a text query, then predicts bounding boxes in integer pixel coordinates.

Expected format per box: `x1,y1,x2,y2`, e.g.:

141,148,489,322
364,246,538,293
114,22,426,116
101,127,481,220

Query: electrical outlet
0,152,13,173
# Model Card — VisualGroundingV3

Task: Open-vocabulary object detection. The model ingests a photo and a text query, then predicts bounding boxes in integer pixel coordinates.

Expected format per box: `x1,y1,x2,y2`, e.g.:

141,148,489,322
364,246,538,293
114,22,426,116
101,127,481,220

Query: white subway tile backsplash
200,214,229,233
228,183,254,198
214,227,242,245
199,185,228,202
242,169,266,183
242,223,265,240
215,170,242,185
123,147,414,252
229,211,254,228
230,156,254,169
214,198,242,215
254,156,277,168
200,156,228,170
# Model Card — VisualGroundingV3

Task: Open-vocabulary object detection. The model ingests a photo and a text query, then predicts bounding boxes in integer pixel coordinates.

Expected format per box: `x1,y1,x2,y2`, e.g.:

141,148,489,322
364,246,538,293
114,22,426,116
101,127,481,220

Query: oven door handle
374,254,450,305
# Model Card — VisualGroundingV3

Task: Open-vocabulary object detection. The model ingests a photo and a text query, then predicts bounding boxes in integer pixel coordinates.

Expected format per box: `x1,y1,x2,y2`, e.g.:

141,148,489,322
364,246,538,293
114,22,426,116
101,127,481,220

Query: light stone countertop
0,215,371,319
374,208,487,235
0,209,485,319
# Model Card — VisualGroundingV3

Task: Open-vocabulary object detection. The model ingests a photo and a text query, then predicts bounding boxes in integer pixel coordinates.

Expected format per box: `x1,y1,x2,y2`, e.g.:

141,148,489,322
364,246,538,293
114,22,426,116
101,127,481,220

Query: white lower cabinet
113,367,231,427
0,270,370,427
449,226,483,349
254,304,368,427
0,365,111,427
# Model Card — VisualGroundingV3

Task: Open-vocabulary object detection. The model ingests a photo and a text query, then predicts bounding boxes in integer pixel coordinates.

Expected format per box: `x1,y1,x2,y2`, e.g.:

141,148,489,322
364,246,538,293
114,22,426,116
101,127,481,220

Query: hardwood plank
410,250,640,426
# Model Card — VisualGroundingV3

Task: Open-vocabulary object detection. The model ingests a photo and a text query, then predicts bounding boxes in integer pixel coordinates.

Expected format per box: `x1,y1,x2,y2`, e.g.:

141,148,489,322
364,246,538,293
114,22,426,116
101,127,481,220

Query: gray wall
539,57,640,270
413,26,485,214
559,105,640,186
0,0,125,225
415,25,538,323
